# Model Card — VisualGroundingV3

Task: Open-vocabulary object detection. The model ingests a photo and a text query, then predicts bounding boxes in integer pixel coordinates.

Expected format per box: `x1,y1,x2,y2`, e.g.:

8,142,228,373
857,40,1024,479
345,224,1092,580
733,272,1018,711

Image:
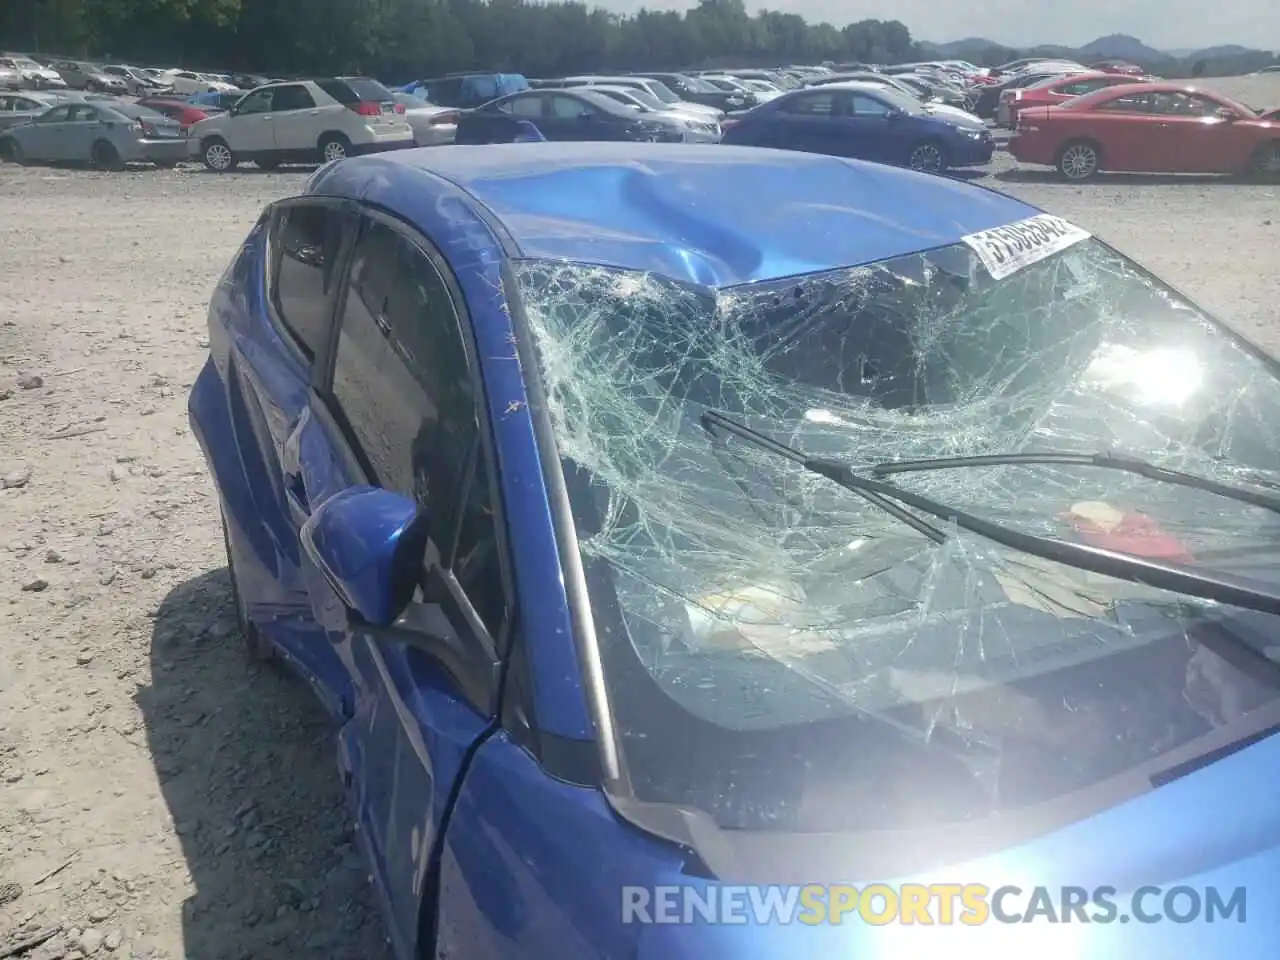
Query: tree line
1,0,918,81
4,0,1272,82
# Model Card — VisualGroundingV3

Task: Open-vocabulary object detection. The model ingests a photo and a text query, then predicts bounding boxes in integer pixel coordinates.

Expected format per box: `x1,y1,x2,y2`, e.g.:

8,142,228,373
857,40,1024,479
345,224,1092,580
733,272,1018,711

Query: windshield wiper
872,451,1280,517
699,409,1280,618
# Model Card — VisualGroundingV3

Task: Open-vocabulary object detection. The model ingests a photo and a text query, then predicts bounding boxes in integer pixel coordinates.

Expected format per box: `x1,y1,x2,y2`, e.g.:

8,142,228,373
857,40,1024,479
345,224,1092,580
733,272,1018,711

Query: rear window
316,77,394,104
107,102,167,121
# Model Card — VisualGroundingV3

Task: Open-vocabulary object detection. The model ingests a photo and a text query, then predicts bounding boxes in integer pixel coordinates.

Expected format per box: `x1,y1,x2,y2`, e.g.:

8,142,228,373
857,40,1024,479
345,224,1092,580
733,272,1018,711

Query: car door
1146,91,1256,173
544,93,615,140
58,103,106,161
22,103,73,158
494,92,547,139
1086,91,1157,171
301,209,511,960
221,196,359,718
837,91,898,160
225,86,277,153
262,82,318,154
772,90,843,153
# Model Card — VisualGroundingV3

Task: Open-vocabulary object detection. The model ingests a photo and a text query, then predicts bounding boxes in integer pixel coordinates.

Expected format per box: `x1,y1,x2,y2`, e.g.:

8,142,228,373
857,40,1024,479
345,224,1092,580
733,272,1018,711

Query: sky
593,0,1280,52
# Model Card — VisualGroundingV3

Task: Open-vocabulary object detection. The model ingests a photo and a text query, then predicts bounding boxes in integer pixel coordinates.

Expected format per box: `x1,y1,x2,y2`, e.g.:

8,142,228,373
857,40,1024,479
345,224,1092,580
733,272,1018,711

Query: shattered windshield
514,236,1280,838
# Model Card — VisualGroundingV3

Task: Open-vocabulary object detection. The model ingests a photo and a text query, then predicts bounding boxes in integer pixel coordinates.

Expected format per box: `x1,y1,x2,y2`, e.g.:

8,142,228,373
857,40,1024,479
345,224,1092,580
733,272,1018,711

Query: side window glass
238,89,274,114
783,93,834,116
273,85,315,111
270,204,345,360
850,94,889,116
549,95,589,118
507,95,543,118
332,222,506,638
1099,94,1150,113
38,106,70,123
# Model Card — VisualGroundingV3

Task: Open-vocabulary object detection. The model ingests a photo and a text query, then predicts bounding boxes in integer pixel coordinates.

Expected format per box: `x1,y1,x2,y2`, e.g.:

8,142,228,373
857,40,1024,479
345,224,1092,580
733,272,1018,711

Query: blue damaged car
190,142,1280,959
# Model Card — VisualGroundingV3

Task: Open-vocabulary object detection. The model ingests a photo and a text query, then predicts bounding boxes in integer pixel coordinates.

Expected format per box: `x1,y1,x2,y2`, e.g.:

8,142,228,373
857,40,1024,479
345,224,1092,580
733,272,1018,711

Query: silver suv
190,77,414,171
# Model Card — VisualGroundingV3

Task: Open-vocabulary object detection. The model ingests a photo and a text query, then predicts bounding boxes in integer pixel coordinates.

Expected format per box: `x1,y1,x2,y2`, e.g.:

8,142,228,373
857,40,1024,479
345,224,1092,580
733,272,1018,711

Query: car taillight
428,111,459,125
393,103,406,114
349,101,383,116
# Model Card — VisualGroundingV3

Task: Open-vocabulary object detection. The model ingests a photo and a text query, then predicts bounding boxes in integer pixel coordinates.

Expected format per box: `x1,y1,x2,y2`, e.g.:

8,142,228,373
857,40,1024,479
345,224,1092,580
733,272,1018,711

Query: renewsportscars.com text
621,883,1248,926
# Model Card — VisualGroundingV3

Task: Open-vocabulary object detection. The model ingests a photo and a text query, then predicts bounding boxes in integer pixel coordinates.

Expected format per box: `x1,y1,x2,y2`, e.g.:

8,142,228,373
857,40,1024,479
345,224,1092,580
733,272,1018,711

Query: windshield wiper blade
700,410,948,544
699,410,1280,618
872,451,1280,516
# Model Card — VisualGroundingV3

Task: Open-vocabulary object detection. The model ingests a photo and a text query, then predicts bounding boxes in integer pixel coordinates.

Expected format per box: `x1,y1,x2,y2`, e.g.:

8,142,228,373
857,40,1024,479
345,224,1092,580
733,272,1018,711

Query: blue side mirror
300,486,430,627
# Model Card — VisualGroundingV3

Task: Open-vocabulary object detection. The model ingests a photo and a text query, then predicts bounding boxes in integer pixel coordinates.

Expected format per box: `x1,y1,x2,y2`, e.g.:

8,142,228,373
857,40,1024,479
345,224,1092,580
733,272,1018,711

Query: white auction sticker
961,214,1092,281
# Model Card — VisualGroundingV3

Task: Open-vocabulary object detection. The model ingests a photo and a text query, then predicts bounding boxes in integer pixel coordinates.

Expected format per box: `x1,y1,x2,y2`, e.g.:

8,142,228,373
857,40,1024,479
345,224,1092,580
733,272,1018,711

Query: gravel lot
1,73,1278,960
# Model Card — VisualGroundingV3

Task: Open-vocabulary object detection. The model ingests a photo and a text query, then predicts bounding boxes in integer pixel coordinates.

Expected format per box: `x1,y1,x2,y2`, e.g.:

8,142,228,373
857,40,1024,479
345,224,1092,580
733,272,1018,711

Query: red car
997,71,1147,128
1009,82,1280,180
1089,60,1147,76
135,97,210,134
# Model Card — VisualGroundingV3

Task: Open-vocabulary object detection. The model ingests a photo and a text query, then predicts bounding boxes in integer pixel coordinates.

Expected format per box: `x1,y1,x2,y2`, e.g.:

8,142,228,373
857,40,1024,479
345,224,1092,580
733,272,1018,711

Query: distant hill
1077,34,1171,62
919,33,1279,78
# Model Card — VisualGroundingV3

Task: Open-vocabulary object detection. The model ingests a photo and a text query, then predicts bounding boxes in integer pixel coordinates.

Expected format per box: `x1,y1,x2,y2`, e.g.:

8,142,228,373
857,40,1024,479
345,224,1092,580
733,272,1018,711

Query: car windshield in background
646,81,680,103
624,89,666,110
514,236,1280,842
341,77,395,101
873,86,925,114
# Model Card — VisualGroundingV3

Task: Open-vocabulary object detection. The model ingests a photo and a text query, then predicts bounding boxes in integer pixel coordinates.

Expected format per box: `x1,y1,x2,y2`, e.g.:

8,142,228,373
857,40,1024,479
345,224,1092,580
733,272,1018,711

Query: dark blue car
455,88,683,144
191,142,1280,959
722,83,994,172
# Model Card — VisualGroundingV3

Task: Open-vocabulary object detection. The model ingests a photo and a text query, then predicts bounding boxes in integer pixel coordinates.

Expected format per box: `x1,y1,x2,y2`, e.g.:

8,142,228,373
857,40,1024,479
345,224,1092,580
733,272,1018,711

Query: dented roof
311,142,1039,286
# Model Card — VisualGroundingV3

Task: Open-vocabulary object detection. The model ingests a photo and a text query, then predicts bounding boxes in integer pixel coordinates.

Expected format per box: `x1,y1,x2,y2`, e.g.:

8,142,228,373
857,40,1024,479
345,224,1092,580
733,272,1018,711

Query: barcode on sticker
961,215,1092,281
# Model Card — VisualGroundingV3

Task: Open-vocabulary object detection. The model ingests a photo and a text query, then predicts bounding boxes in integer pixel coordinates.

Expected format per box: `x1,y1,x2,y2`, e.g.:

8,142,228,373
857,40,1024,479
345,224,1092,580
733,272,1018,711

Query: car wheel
907,140,948,174
0,138,23,164
202,138,237,172
222,513,275,661
92,139,124,171
1247,141,1280,180
319,134,351,163
1056,140,1101,181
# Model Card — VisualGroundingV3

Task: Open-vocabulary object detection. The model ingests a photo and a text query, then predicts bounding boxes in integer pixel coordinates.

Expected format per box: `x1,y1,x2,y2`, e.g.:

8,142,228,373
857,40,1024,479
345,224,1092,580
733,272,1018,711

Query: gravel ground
1,73,1278,960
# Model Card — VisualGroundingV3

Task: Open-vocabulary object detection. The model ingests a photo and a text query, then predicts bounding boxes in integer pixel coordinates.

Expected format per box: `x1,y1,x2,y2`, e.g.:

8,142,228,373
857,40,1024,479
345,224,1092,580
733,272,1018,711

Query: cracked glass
513,236,1280,837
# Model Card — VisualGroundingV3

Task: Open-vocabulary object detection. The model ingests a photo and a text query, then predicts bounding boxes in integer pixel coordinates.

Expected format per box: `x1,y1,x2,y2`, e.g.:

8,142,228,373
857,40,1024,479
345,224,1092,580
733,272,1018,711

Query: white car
560,75,723,120
190,76,414,171
391,93,457,146
587,85,721,142
101,64,174,96
159,69,240,95
0,56,66,89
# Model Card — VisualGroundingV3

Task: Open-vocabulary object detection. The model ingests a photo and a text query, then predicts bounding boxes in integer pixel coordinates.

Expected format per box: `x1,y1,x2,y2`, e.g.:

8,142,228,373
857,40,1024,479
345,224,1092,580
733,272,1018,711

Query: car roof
1062,80,1242,106
311,143,1038,288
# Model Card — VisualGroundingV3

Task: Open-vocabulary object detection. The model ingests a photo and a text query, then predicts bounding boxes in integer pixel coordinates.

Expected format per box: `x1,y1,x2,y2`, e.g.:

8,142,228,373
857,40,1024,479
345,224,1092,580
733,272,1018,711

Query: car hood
635,732,1280,956
920,108,985,131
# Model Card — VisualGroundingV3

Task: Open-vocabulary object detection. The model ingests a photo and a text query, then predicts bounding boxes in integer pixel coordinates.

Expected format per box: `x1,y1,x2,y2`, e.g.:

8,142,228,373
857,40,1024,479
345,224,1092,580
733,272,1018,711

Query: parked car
586,85,722,141
0,61,19,90
48,60,128,94
973,69,1076,119
190,77,413,171
818,73,984,124
559,75,723,120
390,93,457,146
997,71,1148,127
101,64,173,96
135,96,212,134
0,54,67,89
399,72,529,109
630,72,754,112
0,91,67,130
1090,60,1147,76
722,84,994,173
230,73,275,91
159,69,240,94
1009,82,1280,180
194,137,1280,960
455,89,683,144
0,99,187,168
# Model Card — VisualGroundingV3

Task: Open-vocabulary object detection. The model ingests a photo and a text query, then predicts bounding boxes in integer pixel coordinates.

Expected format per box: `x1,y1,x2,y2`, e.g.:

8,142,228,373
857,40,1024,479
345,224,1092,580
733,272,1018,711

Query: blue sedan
722,83,994,172
191,142,1280,959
